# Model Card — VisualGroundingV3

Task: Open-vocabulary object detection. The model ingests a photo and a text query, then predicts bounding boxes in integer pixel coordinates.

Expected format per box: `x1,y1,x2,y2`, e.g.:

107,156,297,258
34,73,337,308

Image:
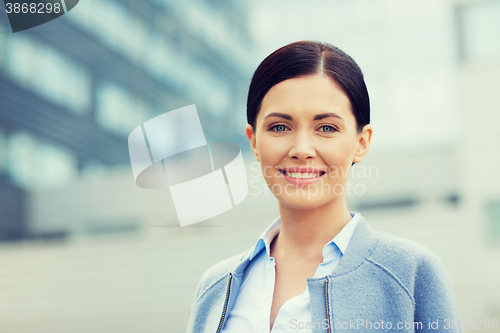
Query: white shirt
221,212,360,333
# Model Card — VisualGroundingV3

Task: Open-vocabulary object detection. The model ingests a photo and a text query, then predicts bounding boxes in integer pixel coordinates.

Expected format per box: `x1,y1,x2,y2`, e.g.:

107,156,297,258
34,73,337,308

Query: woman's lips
280,170,325,185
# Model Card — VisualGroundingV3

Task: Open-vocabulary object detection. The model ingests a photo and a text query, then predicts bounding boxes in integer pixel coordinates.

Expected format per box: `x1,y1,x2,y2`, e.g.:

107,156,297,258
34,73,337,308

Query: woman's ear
353,124,373,164
245,124,260,162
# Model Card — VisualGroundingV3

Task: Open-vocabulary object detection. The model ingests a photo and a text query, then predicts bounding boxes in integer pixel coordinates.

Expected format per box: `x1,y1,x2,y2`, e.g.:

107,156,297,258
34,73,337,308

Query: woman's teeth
284,172,321,179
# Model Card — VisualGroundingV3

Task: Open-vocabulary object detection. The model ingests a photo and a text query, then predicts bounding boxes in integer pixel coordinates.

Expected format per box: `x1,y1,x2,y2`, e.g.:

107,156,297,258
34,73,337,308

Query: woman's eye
268,124,337,132
319,125,337,133
269,124,288,132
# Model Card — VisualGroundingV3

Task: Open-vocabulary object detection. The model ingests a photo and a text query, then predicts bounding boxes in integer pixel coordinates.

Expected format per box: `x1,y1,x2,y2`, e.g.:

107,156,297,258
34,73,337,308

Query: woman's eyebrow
263,112,344,122
313,112,344,121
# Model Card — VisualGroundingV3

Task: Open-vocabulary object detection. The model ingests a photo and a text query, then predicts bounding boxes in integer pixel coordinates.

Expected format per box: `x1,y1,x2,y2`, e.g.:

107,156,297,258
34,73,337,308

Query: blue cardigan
186,216,463,333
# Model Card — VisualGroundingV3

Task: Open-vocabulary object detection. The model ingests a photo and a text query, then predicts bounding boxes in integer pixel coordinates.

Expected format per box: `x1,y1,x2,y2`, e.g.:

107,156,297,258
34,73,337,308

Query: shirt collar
250,216,281,261
249,211,361,262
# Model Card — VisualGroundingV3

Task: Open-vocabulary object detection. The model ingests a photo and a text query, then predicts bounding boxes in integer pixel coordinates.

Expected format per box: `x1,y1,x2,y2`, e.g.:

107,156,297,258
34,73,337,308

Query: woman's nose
288,132,316,161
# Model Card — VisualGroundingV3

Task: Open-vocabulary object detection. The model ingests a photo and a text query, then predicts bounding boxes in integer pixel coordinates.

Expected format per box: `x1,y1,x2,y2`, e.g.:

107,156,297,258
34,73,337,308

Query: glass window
0,127,6,174
126,11,148,62
174,0,248,64
459,0,500,62
35,43,91,115
0,25,4,68
36,140,79,188
101,0,132,55
186,62,230,115
65,0,96,31
6,132,78,189
6,131,36,188
67,0,148,64
5,35,36,86
95,81,147,136
5,34,91,115
64,0,238,113
144,30,187,89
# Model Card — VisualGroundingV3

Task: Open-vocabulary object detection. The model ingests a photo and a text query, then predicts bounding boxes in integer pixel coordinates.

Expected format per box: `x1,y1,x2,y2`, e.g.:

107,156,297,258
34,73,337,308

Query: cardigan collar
231,214,380,277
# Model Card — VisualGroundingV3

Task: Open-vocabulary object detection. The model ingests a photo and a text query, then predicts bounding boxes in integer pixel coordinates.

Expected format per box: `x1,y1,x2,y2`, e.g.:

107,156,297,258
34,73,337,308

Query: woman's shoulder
372,231,440,263
365,231,450,290
195,248,250,297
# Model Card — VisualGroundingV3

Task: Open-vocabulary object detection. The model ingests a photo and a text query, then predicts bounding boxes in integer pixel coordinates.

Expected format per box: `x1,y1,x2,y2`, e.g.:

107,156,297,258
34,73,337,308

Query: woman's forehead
258,74,353,122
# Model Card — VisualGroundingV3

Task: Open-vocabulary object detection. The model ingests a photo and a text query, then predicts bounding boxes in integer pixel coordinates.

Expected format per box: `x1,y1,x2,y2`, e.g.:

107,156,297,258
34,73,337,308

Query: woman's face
245,73,372,210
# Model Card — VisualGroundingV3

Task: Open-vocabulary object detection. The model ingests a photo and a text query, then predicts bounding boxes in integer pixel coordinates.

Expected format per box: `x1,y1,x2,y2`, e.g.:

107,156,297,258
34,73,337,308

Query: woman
186,41,462,333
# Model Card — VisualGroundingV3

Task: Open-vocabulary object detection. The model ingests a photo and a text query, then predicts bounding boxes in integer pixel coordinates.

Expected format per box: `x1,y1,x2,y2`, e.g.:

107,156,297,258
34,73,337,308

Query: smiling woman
186,41,462,333
246,73,371,215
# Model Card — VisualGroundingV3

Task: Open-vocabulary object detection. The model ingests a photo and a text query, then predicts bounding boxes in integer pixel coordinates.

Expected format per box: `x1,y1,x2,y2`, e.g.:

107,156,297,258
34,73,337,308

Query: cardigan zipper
324,279,332,333
216,272,233,333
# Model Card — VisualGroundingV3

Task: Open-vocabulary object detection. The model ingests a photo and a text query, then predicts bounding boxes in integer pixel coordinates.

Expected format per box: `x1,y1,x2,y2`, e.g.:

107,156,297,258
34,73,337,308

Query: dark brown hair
246,41,370,134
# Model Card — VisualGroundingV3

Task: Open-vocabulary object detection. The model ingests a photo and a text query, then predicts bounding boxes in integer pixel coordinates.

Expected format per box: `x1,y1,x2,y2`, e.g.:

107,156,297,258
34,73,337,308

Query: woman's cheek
262,140,287,162
320,147,351,175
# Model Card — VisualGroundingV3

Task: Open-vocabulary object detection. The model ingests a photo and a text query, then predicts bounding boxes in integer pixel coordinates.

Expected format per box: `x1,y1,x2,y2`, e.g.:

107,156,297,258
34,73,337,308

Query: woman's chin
275,194,330,210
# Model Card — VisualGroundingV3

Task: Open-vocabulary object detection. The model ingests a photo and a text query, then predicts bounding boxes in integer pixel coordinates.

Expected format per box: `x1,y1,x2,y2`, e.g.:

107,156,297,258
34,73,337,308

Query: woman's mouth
279,170,325,179
278,169,326,185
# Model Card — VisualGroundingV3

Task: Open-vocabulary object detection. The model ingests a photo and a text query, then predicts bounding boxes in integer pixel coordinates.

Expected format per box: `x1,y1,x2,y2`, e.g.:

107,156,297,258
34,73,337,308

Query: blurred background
1,0,499,332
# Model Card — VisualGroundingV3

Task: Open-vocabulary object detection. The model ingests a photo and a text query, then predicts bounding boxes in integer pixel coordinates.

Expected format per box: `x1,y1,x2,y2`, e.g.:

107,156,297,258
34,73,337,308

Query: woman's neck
270,197,353,262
